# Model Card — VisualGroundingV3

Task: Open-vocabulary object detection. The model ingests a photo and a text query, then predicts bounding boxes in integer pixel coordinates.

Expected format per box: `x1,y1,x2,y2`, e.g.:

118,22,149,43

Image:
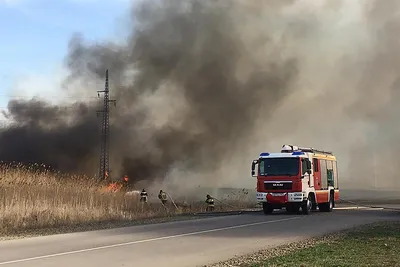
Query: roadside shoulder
208,220,400,267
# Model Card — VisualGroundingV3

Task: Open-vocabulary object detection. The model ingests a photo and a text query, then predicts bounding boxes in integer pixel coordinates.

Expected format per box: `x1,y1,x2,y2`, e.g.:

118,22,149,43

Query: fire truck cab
251,144,339,215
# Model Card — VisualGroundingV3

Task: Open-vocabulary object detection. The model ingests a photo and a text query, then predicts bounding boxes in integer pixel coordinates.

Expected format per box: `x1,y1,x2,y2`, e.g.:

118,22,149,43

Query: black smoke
0,99,100,174
0,0,299,183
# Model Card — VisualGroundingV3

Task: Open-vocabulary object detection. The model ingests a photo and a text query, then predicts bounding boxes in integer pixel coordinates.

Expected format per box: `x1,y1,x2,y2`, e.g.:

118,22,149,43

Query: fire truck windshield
258,157,299,176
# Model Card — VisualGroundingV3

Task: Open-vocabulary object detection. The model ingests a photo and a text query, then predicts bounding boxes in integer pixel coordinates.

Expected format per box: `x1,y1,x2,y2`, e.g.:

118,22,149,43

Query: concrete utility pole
96,69,116,180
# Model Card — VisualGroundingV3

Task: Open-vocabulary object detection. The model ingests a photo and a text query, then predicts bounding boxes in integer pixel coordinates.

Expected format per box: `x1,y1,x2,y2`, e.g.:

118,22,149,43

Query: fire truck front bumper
256,192,304,203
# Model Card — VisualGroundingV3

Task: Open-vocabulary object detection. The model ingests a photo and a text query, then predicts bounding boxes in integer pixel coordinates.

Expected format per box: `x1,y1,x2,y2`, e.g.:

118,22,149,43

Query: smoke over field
2,0,400,194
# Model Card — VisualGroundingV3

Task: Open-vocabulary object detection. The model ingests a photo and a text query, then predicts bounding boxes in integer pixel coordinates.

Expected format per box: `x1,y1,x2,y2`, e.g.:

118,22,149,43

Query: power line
96,69,116,181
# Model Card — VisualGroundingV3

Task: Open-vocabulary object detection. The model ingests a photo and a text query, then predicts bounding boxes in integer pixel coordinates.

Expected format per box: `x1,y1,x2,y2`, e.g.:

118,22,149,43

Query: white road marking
0,217,300,265
335,206,384,210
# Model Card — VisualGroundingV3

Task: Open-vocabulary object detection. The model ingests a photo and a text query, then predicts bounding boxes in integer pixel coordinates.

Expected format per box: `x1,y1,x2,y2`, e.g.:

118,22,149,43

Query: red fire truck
251,144,339,215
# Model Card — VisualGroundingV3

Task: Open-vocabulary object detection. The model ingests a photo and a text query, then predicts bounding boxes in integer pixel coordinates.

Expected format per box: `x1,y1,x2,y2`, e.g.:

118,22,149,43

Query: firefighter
140,189,148,203
205,194,215,212
121,175,129,190
158,190,168,205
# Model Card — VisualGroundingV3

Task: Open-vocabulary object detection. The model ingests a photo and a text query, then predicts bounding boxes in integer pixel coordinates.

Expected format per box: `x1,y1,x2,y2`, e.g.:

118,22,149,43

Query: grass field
0,163,251,237
252,222,400,267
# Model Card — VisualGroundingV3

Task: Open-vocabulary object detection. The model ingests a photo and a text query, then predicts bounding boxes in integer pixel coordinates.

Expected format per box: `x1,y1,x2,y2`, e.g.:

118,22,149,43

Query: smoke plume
1,0,400,194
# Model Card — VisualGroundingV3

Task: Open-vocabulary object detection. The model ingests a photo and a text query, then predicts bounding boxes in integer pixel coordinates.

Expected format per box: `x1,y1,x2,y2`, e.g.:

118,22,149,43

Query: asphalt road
0,206,399,267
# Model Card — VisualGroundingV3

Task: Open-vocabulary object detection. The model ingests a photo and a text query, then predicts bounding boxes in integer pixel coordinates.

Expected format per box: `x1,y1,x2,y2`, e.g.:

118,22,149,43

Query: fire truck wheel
327,192,334,211
328,194,335,211
311,202,318,211
319,192,334,212
301,195,312,215
262,203,274,214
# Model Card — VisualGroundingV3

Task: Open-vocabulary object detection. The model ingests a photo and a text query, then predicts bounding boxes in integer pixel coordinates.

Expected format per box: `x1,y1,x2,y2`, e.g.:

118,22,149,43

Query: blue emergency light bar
259,152,270,157
292,151,305,155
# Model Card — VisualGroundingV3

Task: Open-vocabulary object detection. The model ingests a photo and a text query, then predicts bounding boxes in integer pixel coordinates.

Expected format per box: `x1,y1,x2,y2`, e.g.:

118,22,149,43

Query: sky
0,0,131,118
0,0,362,125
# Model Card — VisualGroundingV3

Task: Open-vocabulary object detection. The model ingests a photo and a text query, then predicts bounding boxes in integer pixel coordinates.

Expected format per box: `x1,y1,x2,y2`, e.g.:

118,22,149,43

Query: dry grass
0,163,253,236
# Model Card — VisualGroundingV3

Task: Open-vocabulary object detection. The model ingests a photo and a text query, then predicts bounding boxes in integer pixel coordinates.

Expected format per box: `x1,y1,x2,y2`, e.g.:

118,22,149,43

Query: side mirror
307,169,312,175
306,159,311,170
251,160,258,177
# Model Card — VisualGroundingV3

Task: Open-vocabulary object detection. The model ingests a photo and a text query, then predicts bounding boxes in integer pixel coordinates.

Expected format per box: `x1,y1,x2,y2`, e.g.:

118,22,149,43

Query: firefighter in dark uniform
140,189,148,203
205,194,215,212
158,190,168,205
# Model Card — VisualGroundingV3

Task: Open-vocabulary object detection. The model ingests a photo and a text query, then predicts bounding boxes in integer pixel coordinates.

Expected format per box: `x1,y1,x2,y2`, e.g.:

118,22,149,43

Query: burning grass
0,163,253,237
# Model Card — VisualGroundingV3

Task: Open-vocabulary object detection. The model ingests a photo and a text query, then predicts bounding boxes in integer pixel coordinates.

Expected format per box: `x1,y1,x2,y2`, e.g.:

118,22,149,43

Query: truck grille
264,182,292,190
